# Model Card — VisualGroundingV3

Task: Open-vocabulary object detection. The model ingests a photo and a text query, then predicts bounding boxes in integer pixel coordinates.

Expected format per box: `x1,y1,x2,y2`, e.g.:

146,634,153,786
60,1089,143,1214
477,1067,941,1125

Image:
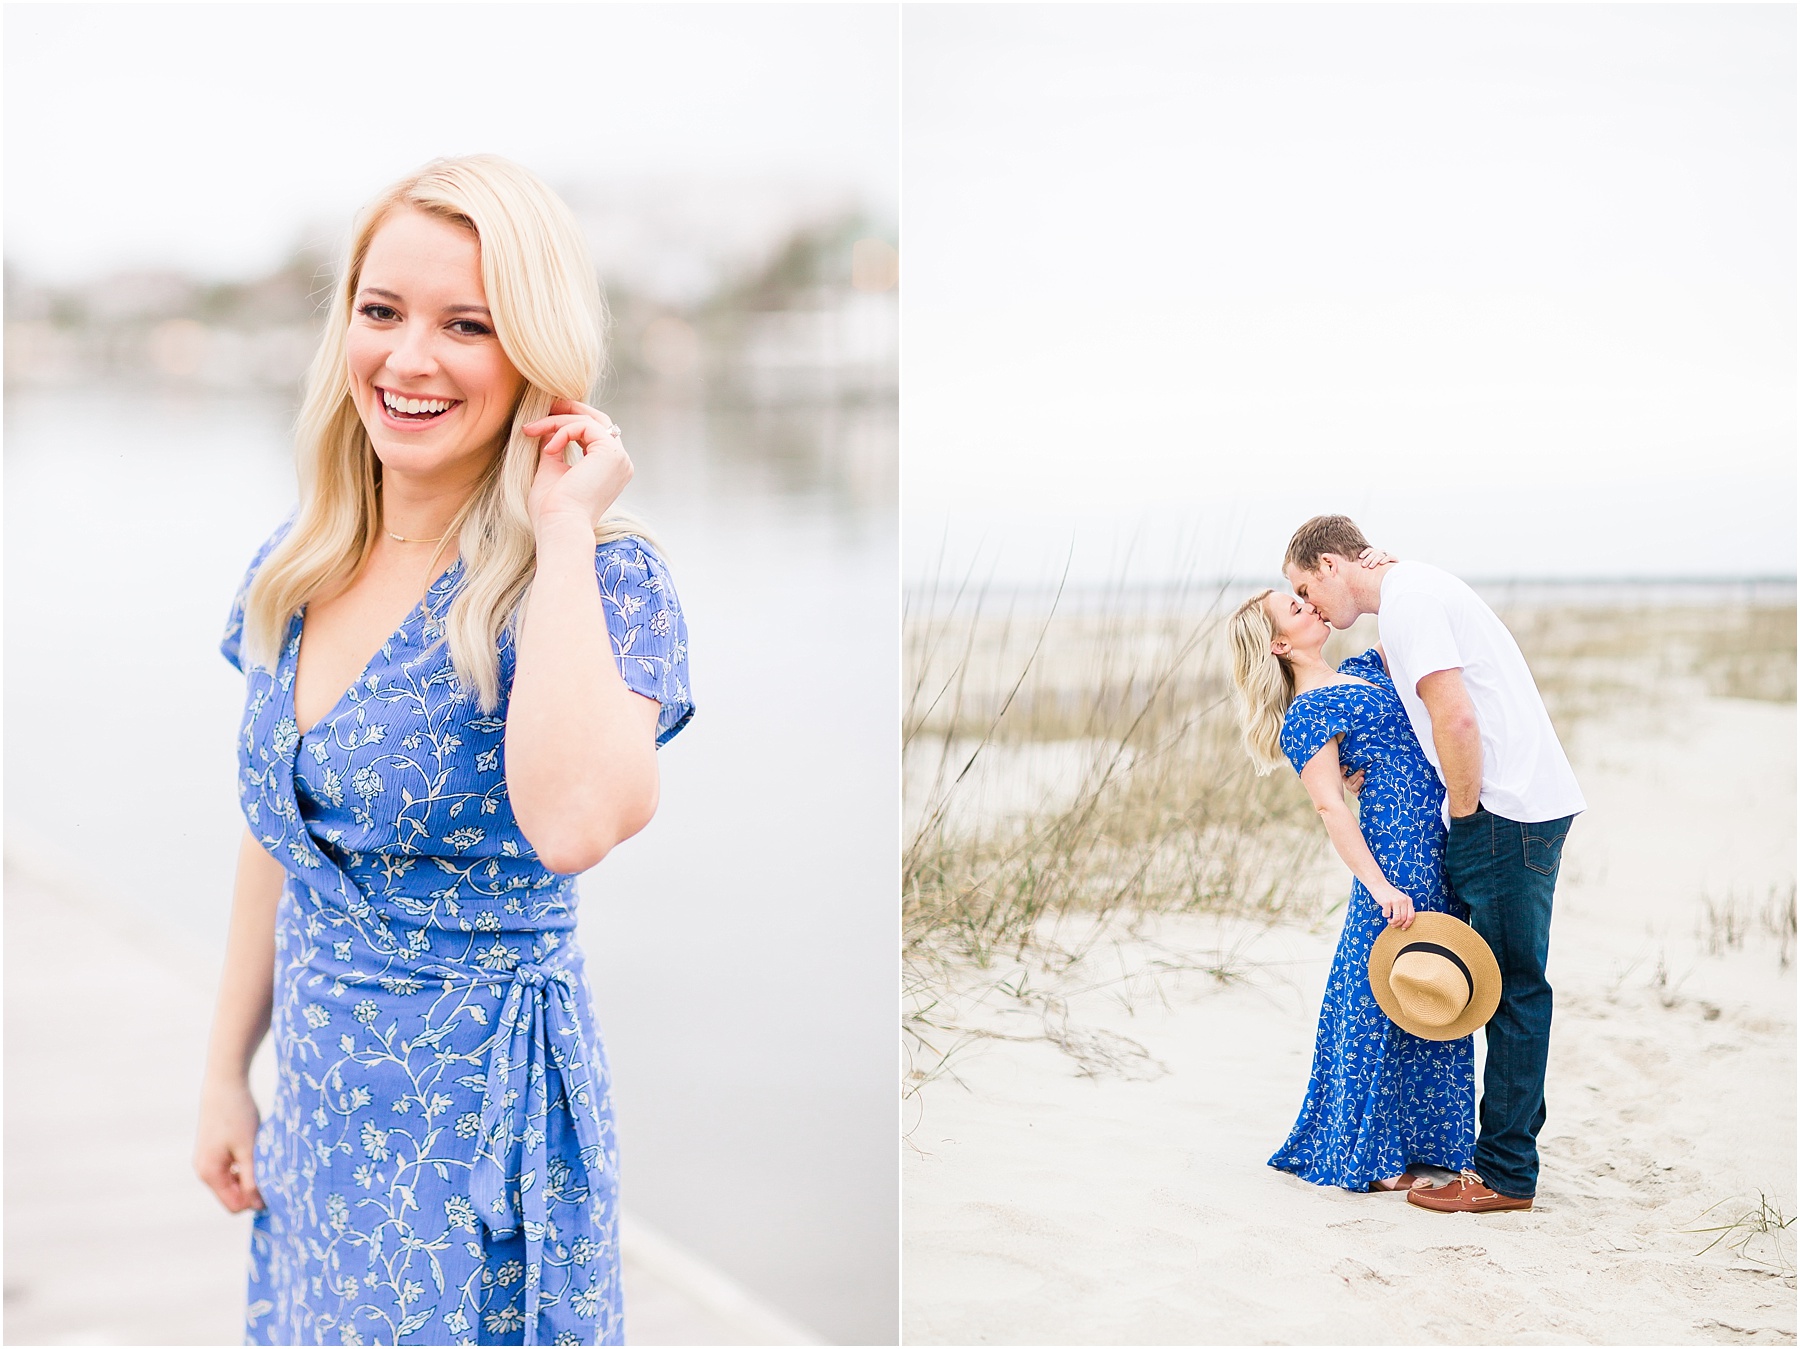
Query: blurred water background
4,181,897,1343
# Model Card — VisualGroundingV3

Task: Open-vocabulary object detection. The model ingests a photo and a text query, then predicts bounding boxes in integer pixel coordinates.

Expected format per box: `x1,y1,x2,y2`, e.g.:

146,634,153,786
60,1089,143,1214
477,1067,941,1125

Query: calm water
4,387,898,1344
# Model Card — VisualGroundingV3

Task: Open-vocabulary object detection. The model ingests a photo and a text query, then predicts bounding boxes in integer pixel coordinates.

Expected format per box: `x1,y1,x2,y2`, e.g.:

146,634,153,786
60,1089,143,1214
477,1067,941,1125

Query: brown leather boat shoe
1406,1170,1533,1213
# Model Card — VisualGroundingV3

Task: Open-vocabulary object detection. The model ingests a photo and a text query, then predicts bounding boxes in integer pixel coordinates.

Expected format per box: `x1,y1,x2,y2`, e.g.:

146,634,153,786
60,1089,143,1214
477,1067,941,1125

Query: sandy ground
902,690,1797,1345
1,857,816,1347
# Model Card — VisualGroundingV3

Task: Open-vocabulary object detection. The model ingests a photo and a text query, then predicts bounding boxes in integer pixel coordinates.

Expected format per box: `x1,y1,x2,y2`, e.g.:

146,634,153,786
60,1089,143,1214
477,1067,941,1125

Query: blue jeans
1443,805,1574,1199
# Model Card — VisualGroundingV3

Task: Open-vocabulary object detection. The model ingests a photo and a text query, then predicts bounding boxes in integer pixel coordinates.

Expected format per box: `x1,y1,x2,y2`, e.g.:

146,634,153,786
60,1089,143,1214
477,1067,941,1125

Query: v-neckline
288,557,464,738
1294,674,1377,703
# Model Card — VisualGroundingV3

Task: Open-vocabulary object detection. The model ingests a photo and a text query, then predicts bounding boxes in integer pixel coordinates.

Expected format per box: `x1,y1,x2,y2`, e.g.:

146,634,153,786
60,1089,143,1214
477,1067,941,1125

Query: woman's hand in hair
523,397,633,535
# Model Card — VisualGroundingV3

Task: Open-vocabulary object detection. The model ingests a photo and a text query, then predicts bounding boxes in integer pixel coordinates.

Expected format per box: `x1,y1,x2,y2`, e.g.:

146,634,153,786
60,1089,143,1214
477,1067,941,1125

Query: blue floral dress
221,524,693,1346
1267,649,1474,1191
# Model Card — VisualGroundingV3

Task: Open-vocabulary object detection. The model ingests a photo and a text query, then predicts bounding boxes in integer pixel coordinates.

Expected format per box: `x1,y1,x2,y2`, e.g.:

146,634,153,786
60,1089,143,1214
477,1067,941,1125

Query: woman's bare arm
505,397,662,875
194,827,283,1212
1299,737,1415,929
505,514,661,874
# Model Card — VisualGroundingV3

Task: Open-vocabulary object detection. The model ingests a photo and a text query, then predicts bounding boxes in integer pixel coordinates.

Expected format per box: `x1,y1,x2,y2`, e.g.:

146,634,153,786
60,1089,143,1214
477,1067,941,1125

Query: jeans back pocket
1522,821,1570,876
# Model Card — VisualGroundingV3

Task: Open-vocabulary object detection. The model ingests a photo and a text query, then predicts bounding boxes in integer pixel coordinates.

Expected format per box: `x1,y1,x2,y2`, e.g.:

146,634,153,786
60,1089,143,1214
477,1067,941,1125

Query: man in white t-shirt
1283,514,1583,1214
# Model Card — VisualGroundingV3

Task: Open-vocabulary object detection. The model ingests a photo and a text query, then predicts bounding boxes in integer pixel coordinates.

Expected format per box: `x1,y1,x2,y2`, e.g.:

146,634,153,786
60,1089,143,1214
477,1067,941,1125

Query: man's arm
1417,668,1482,816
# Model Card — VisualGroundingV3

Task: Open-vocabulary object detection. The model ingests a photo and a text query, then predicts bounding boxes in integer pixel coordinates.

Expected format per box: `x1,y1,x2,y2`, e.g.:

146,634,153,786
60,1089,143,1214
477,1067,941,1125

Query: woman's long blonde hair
240,154,648,710
1226,589,1295,775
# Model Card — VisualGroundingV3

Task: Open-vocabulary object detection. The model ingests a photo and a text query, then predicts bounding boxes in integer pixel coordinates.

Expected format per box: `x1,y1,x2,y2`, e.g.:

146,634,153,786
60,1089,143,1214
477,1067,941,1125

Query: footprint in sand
1693,1318,1795,1344
1420,1243,1490,1262
1325,1218,1398,1234
1330,1257,1395,1287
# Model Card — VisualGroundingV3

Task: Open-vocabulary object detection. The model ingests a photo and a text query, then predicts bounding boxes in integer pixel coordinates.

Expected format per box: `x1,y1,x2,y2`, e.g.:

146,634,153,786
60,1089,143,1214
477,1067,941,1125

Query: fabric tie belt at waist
464,957,606,1347
326,921,605,1345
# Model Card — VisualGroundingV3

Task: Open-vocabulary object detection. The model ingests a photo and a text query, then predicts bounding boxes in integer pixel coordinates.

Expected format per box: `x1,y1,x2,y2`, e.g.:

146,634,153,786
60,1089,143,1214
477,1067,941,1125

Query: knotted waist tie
467,958,607,1346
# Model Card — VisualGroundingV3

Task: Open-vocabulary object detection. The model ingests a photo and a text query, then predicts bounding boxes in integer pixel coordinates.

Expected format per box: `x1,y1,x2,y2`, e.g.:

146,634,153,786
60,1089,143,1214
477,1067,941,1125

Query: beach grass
1683,1192,1797,1279
904,578,1359,1081
904,580,1332,946
1698,882,1797,970
1502,602,1797,732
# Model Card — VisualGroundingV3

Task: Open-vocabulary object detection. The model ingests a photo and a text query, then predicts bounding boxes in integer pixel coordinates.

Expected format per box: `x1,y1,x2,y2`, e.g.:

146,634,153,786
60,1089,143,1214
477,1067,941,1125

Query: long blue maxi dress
221,524,693,1346
1267,648,1475,1190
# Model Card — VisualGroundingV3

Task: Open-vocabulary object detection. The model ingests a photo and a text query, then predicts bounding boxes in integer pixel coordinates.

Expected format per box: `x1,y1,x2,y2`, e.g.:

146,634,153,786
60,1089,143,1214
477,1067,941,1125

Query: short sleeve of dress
1279,692,1352,777
220,519,294,674
595,537,694,747
1337,647,1389,687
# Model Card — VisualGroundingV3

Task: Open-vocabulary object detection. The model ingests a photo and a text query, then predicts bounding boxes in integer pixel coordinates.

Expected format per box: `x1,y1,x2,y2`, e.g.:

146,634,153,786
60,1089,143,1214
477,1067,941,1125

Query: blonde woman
193,156,693,1346
1226,589,1470,1194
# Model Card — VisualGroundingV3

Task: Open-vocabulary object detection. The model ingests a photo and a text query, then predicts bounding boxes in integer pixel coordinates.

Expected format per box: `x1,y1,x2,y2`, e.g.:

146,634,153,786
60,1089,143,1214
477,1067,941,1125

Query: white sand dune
903,691,1796,1345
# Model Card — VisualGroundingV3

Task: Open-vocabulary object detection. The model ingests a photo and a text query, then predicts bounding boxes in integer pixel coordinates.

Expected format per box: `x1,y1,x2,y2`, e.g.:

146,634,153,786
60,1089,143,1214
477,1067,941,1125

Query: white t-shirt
1376,561,1585,826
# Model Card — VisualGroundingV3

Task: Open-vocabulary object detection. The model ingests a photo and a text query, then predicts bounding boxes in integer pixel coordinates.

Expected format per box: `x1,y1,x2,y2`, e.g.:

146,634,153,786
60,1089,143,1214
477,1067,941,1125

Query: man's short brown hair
1284,515,1371,575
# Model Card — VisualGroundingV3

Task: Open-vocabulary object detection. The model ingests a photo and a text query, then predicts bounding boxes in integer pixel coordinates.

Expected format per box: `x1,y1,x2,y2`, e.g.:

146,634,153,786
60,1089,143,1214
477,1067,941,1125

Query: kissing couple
1227,515,1585,1212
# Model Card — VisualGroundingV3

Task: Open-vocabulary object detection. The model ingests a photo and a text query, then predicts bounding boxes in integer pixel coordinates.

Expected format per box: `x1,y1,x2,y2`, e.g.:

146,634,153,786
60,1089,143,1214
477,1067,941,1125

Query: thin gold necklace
387,529,447,544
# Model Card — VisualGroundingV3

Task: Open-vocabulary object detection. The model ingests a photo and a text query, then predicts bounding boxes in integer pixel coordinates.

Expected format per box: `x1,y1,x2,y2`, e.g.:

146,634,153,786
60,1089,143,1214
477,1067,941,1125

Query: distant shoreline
906,575,1798,617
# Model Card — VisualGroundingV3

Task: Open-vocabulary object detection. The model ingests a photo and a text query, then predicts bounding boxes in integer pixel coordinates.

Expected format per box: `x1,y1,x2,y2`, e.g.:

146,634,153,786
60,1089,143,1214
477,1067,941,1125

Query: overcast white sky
5,2,898,282
903,5,1795,582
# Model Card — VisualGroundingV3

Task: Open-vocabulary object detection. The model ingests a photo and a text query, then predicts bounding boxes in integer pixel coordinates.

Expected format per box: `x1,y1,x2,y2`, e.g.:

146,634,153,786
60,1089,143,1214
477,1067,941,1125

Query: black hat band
1394,940,1473,1003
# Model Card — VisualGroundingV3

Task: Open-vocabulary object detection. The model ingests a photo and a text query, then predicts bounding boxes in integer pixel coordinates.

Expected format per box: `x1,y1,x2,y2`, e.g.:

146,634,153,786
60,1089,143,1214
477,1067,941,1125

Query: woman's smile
374,384,463,429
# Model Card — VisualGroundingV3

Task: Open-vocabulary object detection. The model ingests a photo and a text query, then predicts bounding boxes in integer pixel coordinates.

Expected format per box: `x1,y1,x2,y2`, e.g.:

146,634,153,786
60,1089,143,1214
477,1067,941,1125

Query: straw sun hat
1367,912,1501,1041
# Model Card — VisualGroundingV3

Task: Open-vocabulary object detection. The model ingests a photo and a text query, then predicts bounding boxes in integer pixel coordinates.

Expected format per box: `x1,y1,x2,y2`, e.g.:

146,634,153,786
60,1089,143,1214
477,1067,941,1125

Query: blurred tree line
4,208,897,406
